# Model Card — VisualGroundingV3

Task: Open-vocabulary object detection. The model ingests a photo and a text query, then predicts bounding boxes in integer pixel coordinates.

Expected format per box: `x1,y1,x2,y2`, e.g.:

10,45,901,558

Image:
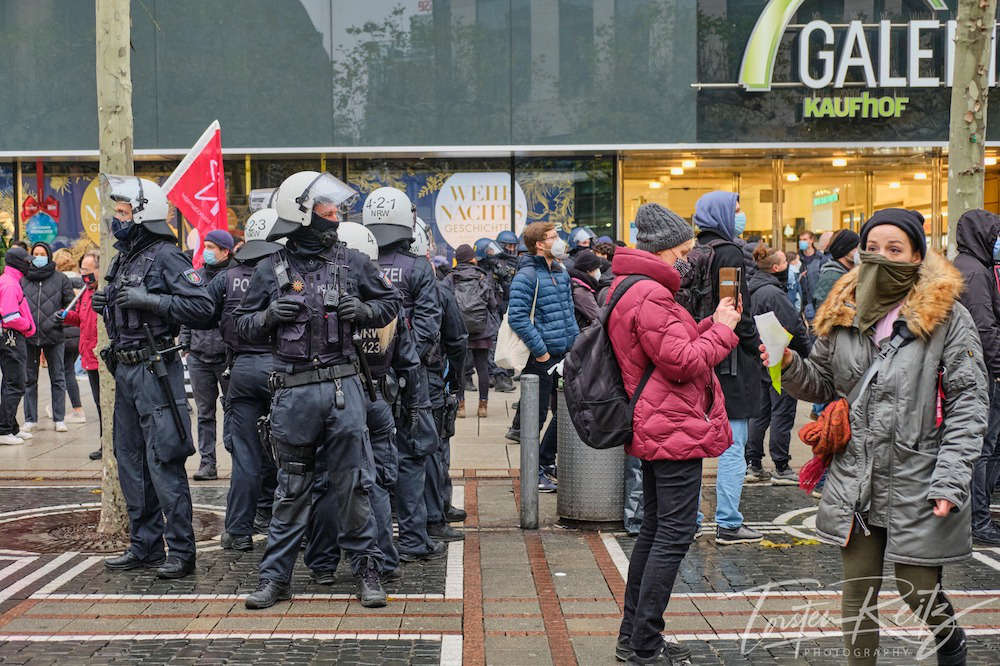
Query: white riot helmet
100,174,172,237
235,208,283,261
337,221,379,261
411,217,432,257
270,171,359,238
362,187,415,248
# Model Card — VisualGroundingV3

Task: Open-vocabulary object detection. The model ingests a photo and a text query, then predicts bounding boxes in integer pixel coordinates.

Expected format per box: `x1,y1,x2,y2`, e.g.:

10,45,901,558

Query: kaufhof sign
739,0,987,119
434,172,527,249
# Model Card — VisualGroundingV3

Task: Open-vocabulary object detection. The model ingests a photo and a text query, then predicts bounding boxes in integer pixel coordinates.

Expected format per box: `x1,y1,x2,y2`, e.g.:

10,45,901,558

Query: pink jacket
607,247,737,461
0,265,36,337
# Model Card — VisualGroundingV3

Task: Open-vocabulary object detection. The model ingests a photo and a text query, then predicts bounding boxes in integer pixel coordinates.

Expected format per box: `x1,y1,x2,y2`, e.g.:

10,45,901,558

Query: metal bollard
519,373,540,529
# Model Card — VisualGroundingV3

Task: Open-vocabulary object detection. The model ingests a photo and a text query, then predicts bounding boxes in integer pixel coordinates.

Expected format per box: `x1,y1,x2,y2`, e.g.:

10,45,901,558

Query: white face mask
550,237,569,260
589,269,601,281
852,249,861,265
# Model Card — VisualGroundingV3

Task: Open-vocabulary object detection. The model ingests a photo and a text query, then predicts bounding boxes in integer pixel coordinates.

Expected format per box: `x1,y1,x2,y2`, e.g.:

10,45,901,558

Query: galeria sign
740,0,993,119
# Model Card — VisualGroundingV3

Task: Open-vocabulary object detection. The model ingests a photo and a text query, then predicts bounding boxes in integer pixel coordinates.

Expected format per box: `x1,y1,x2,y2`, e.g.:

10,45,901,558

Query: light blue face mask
32,256,48,268
733,212,747,237
799,240,809,252
993,238,1000,262
202,249,218,266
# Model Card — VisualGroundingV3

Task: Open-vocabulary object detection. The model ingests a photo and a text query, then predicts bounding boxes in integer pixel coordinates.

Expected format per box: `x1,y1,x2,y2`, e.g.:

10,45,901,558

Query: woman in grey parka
764,209,988,666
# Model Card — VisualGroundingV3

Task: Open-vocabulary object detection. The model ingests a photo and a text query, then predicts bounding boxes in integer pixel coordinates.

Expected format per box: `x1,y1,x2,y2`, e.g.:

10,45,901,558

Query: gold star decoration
291,279,305,293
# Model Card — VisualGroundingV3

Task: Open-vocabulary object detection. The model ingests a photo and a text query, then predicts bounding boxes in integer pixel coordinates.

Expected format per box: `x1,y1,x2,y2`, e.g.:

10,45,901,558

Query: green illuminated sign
804,94,909,119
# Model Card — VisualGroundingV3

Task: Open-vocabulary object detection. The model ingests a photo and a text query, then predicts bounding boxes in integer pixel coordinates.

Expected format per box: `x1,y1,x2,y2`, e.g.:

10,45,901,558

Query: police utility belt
269,362,358,391
114,338,176,365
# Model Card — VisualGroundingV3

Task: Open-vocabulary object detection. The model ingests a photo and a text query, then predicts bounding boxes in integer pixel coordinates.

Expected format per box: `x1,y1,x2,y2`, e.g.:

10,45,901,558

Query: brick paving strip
523,532,578,665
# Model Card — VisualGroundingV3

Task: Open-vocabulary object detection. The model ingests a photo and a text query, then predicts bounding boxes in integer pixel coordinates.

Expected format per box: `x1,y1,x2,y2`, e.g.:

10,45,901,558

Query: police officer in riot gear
236,172,401,609
363,187,445,562
92,175,215,580
425,251,469,533
565,226,598,271
198,203,284,552
304,222,421,583
472,238,515,393
496,229,518,257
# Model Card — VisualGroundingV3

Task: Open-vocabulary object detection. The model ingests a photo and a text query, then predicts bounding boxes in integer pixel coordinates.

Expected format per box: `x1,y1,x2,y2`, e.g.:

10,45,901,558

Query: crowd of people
2,171,999,664
604,196,998,665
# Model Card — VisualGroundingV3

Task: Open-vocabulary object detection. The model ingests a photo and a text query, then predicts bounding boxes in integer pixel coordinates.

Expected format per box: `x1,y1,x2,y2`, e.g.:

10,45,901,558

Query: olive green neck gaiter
855,251,921,335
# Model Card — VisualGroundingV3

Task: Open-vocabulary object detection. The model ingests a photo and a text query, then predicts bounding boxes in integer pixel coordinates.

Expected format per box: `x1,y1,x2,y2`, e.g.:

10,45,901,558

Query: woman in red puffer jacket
608,204,740,665
59,251,102,460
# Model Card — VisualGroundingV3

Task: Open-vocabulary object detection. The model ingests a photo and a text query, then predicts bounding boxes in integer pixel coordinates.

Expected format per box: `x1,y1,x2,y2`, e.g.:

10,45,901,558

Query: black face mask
82,273,98,288
289,225,337,256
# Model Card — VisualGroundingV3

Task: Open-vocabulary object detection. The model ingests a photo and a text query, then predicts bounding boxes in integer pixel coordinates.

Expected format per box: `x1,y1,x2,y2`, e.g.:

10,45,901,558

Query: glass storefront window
514,156,615,240
18,161,99,250
0,163,14,246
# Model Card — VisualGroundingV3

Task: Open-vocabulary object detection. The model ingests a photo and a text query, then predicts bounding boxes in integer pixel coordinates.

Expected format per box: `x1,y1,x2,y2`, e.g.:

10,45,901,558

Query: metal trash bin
555,387,624,525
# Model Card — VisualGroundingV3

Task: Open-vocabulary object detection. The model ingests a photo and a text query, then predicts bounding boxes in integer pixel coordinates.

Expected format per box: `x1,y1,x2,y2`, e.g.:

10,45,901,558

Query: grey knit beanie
634,203,693,253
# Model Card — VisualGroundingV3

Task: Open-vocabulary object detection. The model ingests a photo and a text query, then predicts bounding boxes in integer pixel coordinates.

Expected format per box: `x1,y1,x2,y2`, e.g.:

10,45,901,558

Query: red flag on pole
162,120,227,268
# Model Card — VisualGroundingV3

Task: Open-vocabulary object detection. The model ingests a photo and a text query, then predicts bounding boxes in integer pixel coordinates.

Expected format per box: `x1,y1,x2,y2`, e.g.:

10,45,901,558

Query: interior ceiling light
986,157,998,166
832,158,848,167
681,159,696,169
785,173,799,182
913,172,928,180
670,167,684,176
888,181,901,189
648,181,663,189
658,175,671,183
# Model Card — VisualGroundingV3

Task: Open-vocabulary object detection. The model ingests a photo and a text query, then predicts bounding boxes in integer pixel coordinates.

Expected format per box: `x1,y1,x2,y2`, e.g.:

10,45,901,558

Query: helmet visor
483,240,502,258
99,174,143,231
304,173,359,219
248,188,277,212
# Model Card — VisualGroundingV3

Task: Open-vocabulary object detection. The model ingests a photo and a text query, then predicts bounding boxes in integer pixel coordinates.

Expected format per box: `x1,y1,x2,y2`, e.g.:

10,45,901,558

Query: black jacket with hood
954,209,1000,377
21,242,74,347
693,191,762,420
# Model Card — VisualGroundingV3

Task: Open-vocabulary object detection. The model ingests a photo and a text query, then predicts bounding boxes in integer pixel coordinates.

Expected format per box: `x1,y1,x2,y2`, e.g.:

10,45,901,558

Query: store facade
1,0,998,254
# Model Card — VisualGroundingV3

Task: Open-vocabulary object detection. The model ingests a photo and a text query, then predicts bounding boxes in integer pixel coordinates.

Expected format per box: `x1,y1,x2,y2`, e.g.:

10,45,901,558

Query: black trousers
619,458,701,653
0,331,26,436
63,344,81,409
511,354,562,468
746,381,797,468
470,348,490,401
973,377,1000,531
87,369,102,437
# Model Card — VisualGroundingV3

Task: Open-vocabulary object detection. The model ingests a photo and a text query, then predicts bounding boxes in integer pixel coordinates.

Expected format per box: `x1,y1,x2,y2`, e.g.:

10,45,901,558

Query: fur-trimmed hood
813,249,965,339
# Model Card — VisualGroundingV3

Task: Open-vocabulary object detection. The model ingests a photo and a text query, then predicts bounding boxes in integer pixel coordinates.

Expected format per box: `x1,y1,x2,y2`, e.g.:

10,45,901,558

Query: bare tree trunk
947,0,998,257
95,0,132,538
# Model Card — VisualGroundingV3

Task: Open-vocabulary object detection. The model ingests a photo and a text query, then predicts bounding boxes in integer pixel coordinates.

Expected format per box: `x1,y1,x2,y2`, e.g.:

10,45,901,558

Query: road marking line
32,556,103,596
444,541,463,600
29,592,447,601
972,551,1000,571
451,485,464,511
439,634,463,665
0,558,38,586
600,532,629,582
0,552,77,603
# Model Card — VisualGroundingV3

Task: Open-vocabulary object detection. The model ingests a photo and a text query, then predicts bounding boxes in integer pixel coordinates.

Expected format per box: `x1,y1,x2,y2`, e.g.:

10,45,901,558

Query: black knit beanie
860,209,927,258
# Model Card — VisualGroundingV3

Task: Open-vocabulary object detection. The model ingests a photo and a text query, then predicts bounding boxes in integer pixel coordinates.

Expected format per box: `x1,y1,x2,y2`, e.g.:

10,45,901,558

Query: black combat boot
245,578,291,610
936,626,967,666
221,532,253,552
357,557,387,608
156,557,195,579
104,551,165,571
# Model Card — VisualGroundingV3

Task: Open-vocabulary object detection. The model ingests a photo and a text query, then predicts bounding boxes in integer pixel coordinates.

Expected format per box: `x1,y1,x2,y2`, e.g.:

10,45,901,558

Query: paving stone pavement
1,380,999,664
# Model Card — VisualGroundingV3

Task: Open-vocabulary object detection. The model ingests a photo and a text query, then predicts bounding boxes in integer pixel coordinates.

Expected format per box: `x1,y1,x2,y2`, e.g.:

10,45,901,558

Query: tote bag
495,279,538,375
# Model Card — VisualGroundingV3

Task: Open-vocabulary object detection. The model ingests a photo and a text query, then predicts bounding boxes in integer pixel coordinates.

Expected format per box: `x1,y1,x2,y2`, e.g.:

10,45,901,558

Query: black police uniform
179,259,231,473
199,260,278,541
305,313,426,578
425,280,468,525
236,240,400,585
101,229,215,570
377,242,442,558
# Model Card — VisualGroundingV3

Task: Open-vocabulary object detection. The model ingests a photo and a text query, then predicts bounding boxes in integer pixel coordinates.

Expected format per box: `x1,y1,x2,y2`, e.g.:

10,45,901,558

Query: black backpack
675,238,734,321
453,270,491,337
563,275,655,450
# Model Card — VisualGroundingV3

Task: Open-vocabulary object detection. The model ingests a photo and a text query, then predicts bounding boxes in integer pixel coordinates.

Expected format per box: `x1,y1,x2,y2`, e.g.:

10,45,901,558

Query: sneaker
973,522,1000,546
0,434,25,445
15,430,32,440
399,540,448,563
716,525,764,545
541,464,557,481
65,411,87,424
770,466,798,486
745,464,771,484
494,374,515,392
427,522,464,541
504,427,520,443
616,635,691,663
54,421,68,433
21,422,36,433
444,505,467,523
538,471,557,493
193,463,217,481
88,449,102,460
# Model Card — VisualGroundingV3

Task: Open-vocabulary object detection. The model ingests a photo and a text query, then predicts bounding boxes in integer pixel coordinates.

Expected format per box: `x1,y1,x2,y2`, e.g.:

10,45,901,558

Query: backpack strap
602,275,656,405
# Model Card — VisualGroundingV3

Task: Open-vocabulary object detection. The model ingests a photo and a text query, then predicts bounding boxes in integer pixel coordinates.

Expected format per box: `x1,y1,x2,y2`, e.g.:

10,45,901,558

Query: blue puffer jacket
508,254,579,358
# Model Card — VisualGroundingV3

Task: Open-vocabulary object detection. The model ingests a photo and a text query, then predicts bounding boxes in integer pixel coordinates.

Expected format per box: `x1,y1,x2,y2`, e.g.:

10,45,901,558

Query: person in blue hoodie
692,191,764,545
